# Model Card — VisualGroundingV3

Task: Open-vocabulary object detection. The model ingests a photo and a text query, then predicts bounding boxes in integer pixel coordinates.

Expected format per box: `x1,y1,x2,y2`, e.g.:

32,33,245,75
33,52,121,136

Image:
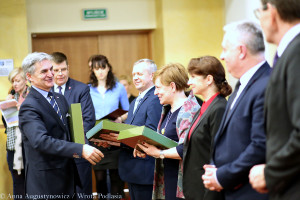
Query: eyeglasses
254,4,268,19
53,68,68,74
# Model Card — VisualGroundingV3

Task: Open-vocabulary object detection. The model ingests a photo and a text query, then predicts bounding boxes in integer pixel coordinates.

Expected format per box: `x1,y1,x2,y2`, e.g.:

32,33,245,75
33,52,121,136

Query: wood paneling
32,36,98,84
32,30,152,94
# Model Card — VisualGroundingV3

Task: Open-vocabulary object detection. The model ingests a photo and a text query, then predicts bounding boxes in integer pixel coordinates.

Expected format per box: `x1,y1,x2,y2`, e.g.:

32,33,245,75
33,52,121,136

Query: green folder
86,119,136,141
69,103,85,144
118,126,178,149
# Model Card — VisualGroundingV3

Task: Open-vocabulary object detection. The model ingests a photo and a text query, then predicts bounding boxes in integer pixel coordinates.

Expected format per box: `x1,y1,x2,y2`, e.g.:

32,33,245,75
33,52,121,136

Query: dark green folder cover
118,126,178,149
69,103,85,144
86,119,136,140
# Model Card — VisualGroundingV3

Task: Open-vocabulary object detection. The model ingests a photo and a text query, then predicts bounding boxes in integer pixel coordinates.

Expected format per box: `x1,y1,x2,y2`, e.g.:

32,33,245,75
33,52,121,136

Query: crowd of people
1,0,300,199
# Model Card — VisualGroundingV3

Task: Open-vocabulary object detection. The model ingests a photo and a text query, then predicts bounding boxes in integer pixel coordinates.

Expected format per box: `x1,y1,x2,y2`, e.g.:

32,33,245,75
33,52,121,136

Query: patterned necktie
58,86,63,95
133,96,142,113
48,92,63,122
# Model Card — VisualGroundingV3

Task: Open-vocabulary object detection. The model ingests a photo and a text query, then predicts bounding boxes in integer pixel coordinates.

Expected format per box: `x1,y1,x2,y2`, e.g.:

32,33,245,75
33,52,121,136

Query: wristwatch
159,150,165,159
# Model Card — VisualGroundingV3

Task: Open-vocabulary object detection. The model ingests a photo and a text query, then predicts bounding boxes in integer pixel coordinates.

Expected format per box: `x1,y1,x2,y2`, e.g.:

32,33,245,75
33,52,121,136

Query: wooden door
32,30,152,93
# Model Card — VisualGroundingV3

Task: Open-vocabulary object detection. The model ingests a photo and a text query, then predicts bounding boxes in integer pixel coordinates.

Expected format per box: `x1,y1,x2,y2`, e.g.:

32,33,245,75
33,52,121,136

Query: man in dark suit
19,52,103,200
249,1,300,199
102,59,162,200
202,21,270,200
51,52,96,200
120,59,162,200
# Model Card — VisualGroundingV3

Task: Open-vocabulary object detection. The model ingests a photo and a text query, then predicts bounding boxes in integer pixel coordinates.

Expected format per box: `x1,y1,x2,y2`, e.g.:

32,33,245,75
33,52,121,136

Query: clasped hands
202,164,223,192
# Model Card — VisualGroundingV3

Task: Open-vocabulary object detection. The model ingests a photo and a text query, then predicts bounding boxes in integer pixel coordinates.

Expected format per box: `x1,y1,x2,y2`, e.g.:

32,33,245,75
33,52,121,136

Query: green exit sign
83,9,107,20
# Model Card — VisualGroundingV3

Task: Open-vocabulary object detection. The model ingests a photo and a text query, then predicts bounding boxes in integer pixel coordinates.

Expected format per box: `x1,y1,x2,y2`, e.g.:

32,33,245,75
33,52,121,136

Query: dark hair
51,52,68,65
89,55,116,90
188,56,232,97
261,0,300,22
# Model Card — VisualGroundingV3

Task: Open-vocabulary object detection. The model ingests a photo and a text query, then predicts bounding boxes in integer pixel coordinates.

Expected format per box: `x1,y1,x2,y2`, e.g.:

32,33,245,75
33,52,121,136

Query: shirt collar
54,83,66,93
239,61,265,87
138,86,154,99
277,23,300,57
32,85,49,99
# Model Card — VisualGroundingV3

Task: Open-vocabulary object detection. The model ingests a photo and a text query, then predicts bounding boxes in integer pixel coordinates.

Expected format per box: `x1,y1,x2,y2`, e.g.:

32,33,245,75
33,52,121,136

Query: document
0,99,19,127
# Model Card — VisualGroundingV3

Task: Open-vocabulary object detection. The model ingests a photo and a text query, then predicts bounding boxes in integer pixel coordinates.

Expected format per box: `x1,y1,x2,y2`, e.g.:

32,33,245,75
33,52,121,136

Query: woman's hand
136,142,160,158
133,148,147,158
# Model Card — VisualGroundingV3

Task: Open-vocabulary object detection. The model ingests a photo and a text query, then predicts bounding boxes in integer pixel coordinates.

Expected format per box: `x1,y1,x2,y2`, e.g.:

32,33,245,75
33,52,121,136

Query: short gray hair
224,20,265,55
22,52,52,75
134,58,157,73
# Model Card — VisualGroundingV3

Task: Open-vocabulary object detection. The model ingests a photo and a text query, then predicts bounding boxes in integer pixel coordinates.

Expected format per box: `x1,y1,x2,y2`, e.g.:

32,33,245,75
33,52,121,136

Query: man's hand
202,164,223,192
249,164,268,193
100,133,119,142
82,144,104,165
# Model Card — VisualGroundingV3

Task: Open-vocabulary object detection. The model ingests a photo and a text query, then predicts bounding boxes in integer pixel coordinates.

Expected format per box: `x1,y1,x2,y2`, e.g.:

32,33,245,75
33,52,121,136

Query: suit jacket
53,78,96,135
118,86,162,184
19,87,83,197
264,33,300,200
212,62,271,200
183,95,226,200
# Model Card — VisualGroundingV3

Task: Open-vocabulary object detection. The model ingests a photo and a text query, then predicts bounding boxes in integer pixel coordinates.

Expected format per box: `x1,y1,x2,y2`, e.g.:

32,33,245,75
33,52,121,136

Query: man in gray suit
249,0,300,199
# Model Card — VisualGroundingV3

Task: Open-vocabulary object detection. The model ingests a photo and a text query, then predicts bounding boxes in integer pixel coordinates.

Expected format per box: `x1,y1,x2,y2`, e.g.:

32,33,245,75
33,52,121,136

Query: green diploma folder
86,119,136,142
69,103,85,144
118,126,178,149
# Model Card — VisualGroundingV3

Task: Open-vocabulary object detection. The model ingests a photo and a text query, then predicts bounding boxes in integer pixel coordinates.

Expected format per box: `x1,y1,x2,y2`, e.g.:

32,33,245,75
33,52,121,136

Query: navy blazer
19,87,83,196
212,62,271,200
54,78,96,134
264,33,300,200
118,86,162,185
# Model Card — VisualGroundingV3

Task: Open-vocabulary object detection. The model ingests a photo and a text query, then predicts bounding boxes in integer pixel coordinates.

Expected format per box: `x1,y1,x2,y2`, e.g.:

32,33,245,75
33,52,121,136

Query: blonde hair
8,67,26,83
154,63,189,91
119,74,132,85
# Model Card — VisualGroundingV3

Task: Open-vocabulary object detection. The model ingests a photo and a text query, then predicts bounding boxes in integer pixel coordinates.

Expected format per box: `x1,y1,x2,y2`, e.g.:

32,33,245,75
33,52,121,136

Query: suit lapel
31,88,68,132
218,62,269,137
64,79,72,100
129,87,154,124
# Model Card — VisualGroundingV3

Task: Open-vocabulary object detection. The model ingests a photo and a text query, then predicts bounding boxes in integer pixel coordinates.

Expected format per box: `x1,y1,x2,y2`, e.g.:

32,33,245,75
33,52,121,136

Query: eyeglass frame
254,4,268,19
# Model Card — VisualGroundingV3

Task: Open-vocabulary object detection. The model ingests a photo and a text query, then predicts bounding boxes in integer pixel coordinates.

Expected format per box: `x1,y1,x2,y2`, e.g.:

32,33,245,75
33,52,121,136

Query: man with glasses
249,0,300,199
52,52,96,200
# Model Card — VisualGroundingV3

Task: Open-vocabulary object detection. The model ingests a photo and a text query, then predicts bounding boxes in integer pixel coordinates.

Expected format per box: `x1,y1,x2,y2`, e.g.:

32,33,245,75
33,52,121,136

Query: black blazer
264,33,300,200
118,87,162,185
212,62,271,200
19,87,83,196
183,95,226,200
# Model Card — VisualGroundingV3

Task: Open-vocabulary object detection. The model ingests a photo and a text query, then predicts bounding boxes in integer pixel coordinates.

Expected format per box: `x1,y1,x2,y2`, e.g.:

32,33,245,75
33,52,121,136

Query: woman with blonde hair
3,67,29,200
134,63,200,200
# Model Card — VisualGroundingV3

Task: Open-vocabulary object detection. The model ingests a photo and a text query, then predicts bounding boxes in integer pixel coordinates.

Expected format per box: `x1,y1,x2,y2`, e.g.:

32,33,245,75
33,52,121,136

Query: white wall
26,0,156,33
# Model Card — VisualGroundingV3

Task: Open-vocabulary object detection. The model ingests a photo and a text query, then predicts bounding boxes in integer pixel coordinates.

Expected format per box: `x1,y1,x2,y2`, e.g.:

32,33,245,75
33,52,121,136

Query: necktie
58,86,63,95
48,92,63,122
226,80,241,118
133,96,142,113
273,51,279,68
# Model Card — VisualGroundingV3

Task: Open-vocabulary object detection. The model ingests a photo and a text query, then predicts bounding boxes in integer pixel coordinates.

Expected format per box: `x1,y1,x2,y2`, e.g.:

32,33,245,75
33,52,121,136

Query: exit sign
83,9,107,20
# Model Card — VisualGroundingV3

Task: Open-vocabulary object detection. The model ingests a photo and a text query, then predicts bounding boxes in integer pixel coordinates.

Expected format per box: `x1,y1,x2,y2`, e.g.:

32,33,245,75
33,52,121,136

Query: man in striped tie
19,52,103,200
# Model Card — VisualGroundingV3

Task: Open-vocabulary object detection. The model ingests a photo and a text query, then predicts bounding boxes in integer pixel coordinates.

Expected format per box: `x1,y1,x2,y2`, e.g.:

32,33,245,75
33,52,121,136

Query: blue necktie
273,52,279,68
226,80,241,118
48,92,63,122
58,86,63,95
